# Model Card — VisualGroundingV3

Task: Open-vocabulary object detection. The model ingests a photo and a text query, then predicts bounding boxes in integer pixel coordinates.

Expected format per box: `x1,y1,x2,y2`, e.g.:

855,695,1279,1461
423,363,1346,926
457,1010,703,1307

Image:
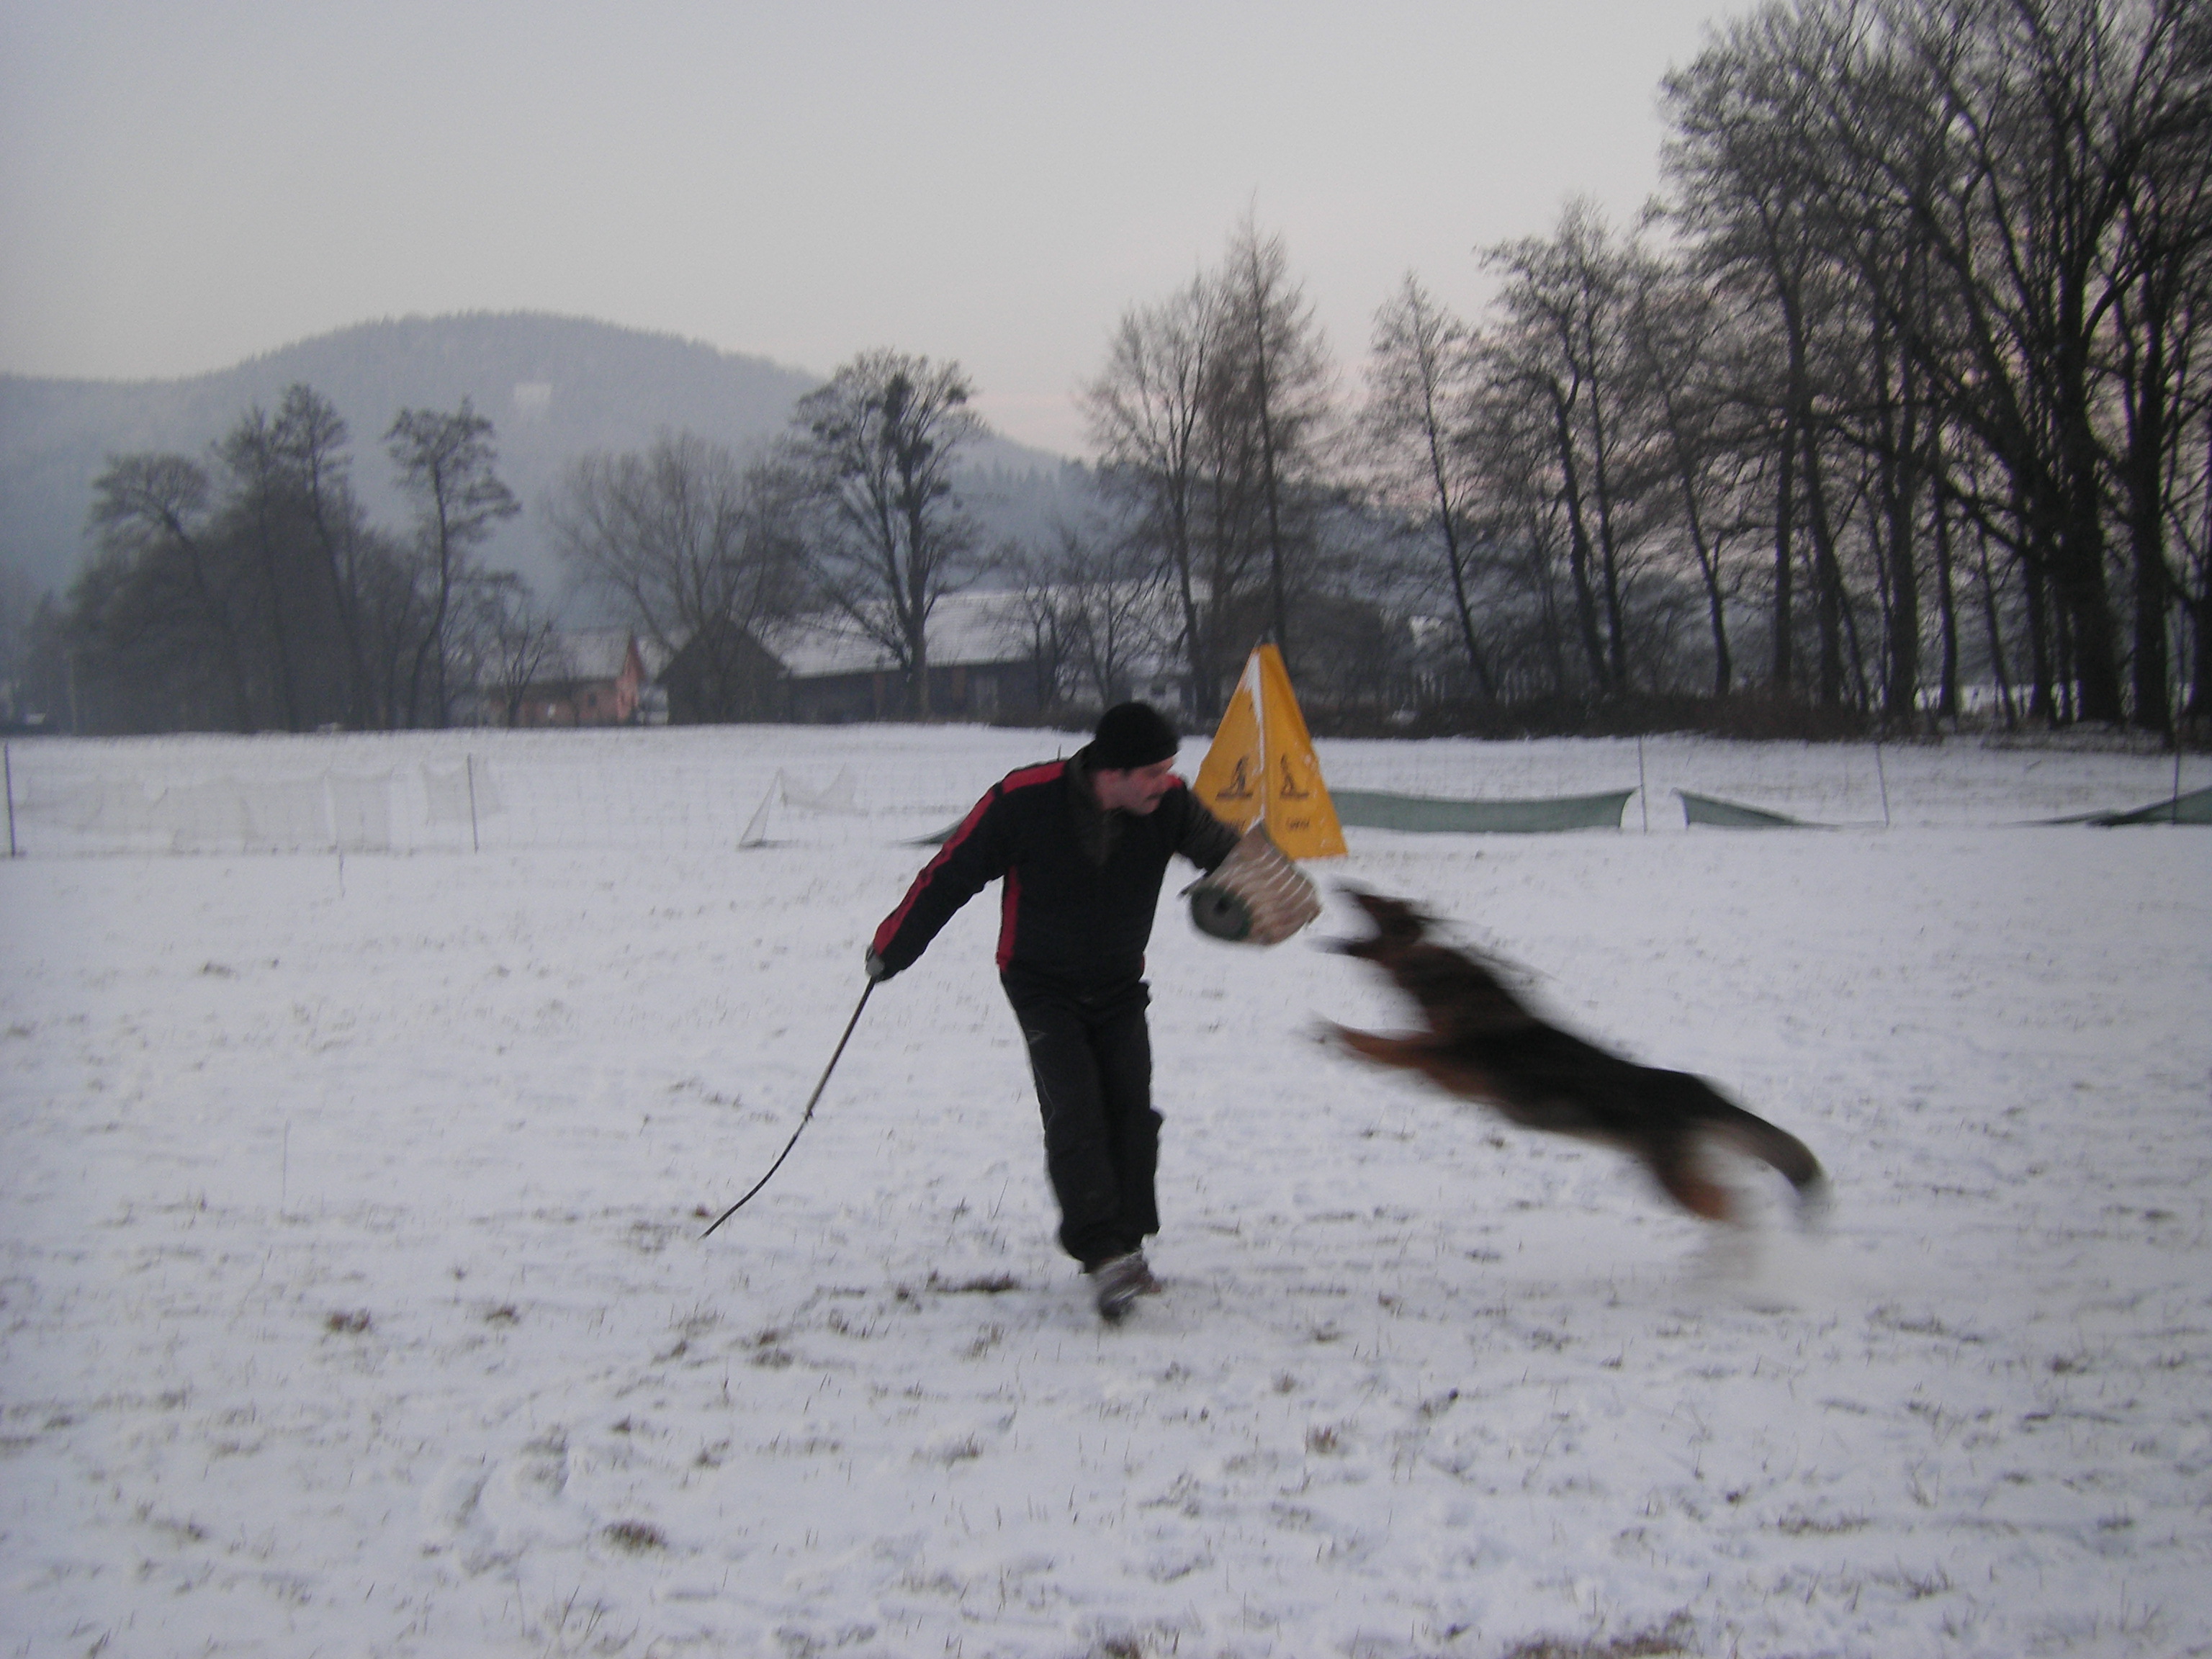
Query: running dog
1328,891,1826,1225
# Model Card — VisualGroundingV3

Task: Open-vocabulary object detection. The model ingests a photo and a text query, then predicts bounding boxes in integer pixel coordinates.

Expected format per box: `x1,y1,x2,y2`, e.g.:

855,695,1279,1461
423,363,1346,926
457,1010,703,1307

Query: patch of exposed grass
1501,1612,1698,1658
927,1271,1022,1295
601,1520,665,1554
1775,1510,1870,1537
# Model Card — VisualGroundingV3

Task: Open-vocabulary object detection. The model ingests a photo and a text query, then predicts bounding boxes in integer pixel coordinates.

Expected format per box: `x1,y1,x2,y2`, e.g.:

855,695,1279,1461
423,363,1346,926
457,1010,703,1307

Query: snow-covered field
2,724,2207,1659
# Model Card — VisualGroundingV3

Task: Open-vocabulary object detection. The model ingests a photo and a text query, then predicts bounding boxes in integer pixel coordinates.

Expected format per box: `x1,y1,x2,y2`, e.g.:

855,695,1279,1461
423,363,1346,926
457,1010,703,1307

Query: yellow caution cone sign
1192,644,1346,859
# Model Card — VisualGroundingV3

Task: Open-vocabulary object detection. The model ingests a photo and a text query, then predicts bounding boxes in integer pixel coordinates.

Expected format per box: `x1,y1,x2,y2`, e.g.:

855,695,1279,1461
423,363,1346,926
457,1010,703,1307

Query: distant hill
0,313,1084,613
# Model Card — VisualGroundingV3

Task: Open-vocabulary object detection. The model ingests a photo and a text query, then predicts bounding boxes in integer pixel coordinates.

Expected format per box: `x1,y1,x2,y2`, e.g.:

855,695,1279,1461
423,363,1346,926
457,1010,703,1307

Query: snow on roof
764,590,1040,678
539,630,638,683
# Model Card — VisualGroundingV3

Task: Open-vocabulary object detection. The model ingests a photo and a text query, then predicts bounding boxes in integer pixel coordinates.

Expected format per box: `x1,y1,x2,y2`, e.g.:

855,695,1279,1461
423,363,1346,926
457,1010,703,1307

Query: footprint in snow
420,1455,490,1546
474,1430,592,1550
421,1431,591,1572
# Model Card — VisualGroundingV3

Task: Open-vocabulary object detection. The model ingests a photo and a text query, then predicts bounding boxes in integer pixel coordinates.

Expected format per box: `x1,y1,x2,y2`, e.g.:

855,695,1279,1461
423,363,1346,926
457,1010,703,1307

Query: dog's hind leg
1655,1071,1827,1228
1327,1024,1430,1072
1645,1133,1737,1223
1703,1105,1828,1226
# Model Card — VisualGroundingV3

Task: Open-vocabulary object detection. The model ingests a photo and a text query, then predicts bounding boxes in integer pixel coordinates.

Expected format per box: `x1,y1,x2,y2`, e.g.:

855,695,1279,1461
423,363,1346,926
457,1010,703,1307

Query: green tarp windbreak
2046,784,2212,827
1331,788,1633,834
1678,791,1821,830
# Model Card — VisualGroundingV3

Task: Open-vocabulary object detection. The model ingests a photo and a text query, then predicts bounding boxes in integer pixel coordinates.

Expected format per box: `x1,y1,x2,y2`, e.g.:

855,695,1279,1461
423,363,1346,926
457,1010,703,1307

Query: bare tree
552,431,806,720
1361,274,1496,696
354,521,432,732
273,385,375,727
1454,363,1583,700
1664,4,1869,702
1221,216,1336,667
456,571,556,727
386,400,519,727
1085,274,1231,714
2105,4,2212,732
786,351,986,716
1084,226,1336,716
1816,0,2208,724
2182,377,2212,719
0,559,37,723
62,392,546,736
1483,203,1663,697
85,454,255,731
1623,250,1751,697
1006,521,1164,709
215,407,310,731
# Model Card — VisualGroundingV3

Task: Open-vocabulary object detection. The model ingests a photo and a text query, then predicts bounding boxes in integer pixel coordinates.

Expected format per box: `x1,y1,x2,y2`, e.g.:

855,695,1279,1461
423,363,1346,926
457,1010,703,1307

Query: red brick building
506,631,647,727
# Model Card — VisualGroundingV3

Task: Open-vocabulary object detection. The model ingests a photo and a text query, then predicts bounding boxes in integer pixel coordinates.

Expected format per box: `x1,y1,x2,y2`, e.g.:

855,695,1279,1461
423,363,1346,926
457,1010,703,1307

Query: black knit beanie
1091,701,1179,770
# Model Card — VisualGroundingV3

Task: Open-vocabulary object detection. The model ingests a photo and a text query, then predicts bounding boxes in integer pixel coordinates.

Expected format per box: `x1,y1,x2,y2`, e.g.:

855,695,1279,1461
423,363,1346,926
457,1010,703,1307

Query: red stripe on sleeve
996,867,1022,970
871,760,1064,957
871,790,994,953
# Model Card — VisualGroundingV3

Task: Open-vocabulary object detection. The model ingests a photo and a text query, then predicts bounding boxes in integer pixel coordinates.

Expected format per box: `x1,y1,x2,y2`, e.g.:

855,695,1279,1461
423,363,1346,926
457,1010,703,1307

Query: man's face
1094,757,1179,814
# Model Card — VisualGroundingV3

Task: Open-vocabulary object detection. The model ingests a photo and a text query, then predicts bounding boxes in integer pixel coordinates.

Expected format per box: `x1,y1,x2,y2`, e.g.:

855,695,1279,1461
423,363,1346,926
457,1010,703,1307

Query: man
866,702,1239,1323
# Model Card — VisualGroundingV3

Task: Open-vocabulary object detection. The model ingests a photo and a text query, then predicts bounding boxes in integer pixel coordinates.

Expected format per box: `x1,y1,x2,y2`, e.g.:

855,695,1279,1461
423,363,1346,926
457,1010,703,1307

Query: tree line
19,0,2207,739
1623,0,2208,734
22,387,531,734
562,0,2211,738
1071,0,2208,734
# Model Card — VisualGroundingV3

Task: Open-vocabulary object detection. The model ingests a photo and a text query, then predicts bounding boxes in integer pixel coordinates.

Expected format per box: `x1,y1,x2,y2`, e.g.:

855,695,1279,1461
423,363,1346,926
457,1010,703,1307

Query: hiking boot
1088,1251,1160,1323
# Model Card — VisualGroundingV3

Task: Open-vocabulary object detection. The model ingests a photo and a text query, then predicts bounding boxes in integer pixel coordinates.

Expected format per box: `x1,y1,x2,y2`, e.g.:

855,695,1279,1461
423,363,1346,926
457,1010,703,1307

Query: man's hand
1187,823,1321,946
864,950,895,983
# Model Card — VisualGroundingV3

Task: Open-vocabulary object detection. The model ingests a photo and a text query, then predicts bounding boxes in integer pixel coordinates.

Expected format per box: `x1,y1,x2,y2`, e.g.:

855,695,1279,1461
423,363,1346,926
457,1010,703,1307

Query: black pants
1003,972,1158,1270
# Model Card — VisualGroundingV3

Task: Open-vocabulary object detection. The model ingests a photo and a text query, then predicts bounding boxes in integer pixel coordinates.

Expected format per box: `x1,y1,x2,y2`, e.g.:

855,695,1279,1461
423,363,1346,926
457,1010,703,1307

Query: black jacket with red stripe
871,747,1239,994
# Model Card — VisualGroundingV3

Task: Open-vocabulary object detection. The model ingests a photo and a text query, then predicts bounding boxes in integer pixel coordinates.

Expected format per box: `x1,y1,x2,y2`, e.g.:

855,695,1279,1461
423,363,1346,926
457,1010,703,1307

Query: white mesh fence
0,726,2193,859
0,728,1080,858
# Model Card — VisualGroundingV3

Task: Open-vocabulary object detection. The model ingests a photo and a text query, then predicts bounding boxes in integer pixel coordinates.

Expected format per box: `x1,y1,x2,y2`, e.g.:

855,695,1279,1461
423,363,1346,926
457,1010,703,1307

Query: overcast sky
1,0,1743,458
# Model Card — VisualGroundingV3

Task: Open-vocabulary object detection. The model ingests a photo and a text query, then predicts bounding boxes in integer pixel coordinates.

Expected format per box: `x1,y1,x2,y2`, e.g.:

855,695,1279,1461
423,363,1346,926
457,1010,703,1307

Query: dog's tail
1699,1097,1828,1225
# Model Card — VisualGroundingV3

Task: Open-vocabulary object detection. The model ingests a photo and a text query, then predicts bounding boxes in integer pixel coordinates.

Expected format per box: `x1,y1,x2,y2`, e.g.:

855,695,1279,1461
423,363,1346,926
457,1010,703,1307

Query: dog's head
1331,887,1435,961
1332,887,1535,1038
